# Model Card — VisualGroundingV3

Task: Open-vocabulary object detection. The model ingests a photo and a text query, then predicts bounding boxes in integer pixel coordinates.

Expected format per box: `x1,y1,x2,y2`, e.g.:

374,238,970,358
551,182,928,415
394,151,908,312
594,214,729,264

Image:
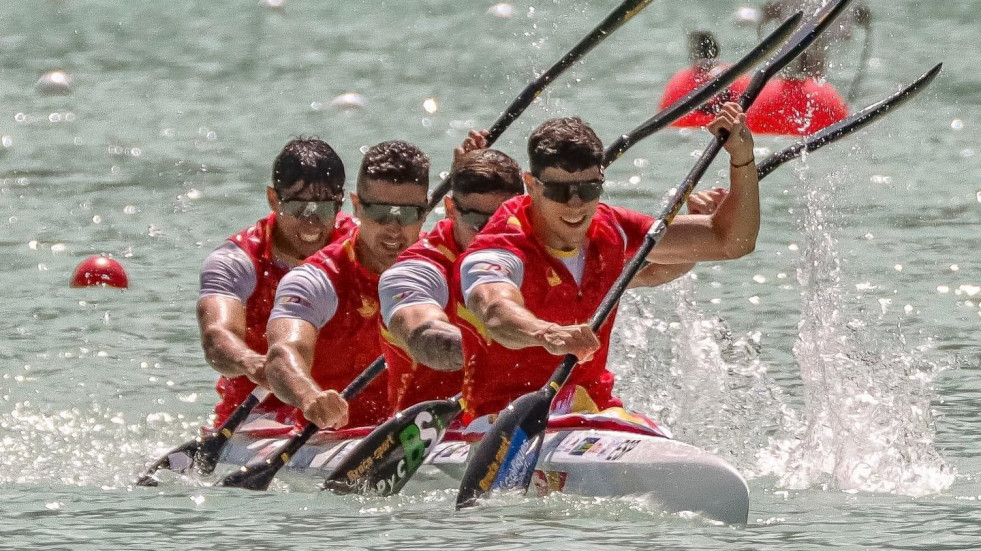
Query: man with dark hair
198,138,355,427
378,131,524,411
264,140,430,429
455,105,759,422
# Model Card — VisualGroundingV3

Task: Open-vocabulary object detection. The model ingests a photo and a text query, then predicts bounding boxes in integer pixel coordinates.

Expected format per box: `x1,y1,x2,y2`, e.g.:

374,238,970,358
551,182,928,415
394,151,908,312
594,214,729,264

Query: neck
354,236,386,275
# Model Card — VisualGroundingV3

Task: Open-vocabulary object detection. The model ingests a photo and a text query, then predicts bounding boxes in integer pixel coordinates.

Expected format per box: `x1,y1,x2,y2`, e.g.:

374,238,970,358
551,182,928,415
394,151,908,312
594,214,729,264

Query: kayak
207,414,750,525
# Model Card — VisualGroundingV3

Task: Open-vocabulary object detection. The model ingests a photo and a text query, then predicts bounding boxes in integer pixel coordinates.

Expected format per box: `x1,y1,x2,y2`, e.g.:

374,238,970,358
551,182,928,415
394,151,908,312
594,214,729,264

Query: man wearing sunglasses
197,138,356,427
378,135,524,412
264,140,430,430
456,103,759,423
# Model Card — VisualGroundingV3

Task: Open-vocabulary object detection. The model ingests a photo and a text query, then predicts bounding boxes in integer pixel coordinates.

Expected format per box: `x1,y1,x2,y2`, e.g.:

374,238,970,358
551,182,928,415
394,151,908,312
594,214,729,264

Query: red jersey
299,232,390,428
455,195,653,421
745,77,848,136
382,218,465,411
211,212,355,426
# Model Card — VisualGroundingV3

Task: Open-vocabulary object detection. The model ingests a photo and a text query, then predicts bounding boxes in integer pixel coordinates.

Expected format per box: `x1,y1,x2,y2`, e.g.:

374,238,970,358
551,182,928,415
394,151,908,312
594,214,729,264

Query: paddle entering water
320,14,801,497
217,356,385,490
425,0,656,212
136,387,271,486
455,0,856,510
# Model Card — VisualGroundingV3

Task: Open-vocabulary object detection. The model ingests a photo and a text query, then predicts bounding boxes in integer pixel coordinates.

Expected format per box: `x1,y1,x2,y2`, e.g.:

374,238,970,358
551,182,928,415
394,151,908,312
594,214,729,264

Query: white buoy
487,3,515,19
262,0,285,11
329,92,366,110
36,69,72,96
733,6,761,28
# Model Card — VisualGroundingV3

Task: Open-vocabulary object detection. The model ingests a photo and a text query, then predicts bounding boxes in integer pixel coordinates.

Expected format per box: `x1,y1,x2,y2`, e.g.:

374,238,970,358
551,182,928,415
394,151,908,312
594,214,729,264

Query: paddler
659,30,741,128
454,105,759,423
377,133,524,412
197,138,356,427
263,140,430,429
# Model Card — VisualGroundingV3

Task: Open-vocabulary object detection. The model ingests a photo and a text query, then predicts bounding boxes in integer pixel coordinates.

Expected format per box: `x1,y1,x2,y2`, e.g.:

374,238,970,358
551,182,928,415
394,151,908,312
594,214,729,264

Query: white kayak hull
215,422,750,524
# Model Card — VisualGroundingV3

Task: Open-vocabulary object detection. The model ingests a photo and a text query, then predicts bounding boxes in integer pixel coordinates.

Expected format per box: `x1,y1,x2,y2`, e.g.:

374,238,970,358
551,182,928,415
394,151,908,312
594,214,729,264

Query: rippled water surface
0,1,978,549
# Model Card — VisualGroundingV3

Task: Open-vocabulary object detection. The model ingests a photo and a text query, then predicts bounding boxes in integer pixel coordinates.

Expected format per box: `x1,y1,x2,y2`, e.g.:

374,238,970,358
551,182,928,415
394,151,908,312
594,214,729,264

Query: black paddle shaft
757,63,942,180
425,0,655,212
543,0,857,397
218,355,386,490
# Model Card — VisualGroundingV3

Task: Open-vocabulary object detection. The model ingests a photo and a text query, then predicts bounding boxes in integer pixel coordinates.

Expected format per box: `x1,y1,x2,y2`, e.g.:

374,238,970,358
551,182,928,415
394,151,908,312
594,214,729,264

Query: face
526,165,604,251
445,191,515,249
267,183,343,260
352,179,428,273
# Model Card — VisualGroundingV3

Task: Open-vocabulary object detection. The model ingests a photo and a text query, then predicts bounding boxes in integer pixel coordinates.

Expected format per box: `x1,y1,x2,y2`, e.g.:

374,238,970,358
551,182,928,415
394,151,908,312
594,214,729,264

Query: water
1,0,979,548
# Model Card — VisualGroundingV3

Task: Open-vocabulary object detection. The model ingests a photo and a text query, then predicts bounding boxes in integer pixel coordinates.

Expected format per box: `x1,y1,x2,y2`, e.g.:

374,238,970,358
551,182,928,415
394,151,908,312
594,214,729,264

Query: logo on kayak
569,437,601,456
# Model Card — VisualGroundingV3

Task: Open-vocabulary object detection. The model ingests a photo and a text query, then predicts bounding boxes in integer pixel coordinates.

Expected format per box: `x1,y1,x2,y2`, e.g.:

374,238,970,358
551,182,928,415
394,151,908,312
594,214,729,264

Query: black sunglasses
454,204,496,232
278,198,343,222
534,176,605,203
358,198,426,226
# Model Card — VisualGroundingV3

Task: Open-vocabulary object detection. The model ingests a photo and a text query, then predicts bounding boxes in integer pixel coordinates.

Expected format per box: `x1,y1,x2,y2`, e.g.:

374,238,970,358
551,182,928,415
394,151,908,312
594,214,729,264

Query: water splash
757,166,955,497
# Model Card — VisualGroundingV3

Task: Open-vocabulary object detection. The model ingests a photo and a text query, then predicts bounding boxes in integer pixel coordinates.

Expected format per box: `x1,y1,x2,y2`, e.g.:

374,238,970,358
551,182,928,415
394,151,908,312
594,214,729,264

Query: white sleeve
459,248,525,305
378,260,449,327
199,241,257,303
268,264,339,330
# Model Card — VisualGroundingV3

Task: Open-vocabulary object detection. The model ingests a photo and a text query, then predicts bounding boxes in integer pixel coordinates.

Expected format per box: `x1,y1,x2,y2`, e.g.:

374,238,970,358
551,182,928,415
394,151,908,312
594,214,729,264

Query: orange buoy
70,256,129,289
745,77,848,136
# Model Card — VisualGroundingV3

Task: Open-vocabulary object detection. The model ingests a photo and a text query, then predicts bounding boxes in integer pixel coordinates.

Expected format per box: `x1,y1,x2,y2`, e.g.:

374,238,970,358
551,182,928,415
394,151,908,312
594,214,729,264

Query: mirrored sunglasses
279,199,342,222
359,199,426,226
535,177,605,203
455,206,496,232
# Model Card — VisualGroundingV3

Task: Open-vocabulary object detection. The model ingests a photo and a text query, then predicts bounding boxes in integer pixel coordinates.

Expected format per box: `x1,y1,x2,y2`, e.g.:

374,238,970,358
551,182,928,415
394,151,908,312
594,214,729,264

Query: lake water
0,1,978,549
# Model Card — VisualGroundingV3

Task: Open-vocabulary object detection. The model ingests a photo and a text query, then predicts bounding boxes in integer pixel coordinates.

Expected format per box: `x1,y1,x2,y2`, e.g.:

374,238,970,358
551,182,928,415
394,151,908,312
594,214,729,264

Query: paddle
762,64,942,177
425,0,656,212
455,0,856,510
217,355,386,490
845,7,874,103
136,387,272,486
321,394,465,495
316,13,801,498
601,11,802,167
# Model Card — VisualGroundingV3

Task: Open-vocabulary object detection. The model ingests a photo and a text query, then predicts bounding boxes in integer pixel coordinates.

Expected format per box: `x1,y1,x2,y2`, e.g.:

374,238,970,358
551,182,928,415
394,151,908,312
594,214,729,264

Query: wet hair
527,117,604,176
689,30,720,62
271,137,345,198
450,149,524,197
356,140,430,193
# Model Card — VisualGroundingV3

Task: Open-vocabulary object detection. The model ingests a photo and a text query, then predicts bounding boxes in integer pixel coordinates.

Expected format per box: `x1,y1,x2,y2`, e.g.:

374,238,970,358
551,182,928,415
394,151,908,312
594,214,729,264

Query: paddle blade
323,396,463,496
455,389,552,509
217,458,282,491
135,438,200,487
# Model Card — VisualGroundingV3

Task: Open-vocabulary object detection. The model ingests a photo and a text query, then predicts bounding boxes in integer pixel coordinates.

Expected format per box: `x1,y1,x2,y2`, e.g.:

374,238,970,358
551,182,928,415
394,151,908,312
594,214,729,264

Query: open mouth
298,228,325,244
560,214,587,226
380,239,402,252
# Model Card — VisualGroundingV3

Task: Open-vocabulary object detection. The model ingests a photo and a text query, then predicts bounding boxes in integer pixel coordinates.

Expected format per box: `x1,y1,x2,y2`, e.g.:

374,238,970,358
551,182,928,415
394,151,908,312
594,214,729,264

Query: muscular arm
467,281,599,361
646,103,759,264
628,261,695,289
196,295,268,386
388,304,462,372
264,317,348,429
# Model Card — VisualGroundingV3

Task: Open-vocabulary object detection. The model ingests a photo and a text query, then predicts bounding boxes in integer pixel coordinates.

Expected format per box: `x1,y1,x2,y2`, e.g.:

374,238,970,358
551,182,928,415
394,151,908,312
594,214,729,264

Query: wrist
730,155,755,168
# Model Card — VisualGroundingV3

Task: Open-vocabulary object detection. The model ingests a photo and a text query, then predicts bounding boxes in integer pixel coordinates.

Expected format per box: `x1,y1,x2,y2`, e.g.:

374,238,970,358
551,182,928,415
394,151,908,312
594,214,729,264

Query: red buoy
660,66,743,128
745,77,848,136
70,256,129,289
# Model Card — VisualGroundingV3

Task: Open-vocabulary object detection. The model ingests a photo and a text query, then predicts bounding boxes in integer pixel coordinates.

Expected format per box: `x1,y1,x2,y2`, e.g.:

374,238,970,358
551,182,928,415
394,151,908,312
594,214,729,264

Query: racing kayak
204,412,750,525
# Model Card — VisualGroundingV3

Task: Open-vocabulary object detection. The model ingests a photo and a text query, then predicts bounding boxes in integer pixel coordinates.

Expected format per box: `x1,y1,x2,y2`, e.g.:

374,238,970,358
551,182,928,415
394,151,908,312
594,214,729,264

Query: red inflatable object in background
70,256,129,289
659,66,741,128
744,77,848,136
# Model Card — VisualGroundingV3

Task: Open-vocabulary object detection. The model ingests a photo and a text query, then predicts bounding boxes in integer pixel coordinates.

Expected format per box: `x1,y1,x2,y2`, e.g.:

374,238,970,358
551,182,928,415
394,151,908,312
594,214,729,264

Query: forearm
710,158,760,259
481,297,553,351
406,319,463,372
265,343,322,411
629,261,696,288
201,327,264,379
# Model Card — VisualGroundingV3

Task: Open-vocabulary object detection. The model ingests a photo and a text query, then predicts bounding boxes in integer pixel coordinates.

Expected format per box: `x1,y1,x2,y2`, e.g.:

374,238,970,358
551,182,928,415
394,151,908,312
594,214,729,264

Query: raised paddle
136,387,272,486
317,13,801,498
425,0,656,212
758,63,942,179
455,0,856,510
217,355,386,490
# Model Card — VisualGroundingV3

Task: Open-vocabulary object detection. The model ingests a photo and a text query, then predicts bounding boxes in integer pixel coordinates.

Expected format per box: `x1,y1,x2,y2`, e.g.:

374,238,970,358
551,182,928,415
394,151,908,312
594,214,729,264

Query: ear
443,195,456,218
350,192,360,212
523,172,539,198
266,186,279,212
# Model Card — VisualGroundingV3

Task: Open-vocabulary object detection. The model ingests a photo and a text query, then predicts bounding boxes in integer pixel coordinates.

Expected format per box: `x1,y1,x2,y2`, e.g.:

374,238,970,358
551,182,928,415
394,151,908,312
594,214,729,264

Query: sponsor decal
391,290,413,303
471,262,509,277
278,295,313,308
569,437,600,456
530,470,567,496
478,437,511,492
605,439,641,461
